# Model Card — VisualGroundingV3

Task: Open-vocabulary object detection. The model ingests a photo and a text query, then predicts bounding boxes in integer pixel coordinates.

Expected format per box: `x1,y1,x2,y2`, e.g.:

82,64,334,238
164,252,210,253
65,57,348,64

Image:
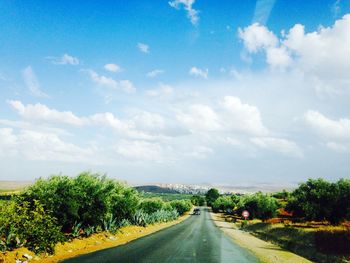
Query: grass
139,192,193,201
240,220,350,263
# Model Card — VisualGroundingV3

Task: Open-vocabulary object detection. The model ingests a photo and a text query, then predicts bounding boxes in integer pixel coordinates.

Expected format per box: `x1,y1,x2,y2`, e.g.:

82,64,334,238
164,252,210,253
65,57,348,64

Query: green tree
237,192,278,220
191,195,206,206
286,178,350,224
205,188,220,207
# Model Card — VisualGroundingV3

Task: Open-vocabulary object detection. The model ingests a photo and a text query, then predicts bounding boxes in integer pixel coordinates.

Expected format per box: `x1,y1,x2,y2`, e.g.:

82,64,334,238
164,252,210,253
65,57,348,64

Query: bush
236,192,278,220
139,198,165,214
286,178,350,224
20,172,140,231
170,200,192,215
191,195,206,206
0,200,63,254
212,195,238,213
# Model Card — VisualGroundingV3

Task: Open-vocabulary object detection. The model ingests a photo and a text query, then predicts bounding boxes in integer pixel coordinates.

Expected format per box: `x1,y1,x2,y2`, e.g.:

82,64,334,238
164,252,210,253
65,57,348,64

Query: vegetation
237,192,279,220
205,188,220,207
0,172,192,255
286,178,350,224
190,195,206,206
206,179,350,263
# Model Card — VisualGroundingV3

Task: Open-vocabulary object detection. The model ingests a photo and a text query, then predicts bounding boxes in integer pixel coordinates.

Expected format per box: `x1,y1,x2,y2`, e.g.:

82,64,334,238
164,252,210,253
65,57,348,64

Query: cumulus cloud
177,96,268,137
177,104,222,132
22,66,49,98
220,96,268,136
239,15,350,91
104,63,121,73
189,67,208,79
0,128,95,163
86,70,135,93
137,43,150,53
251,137,303,158
8,100,86,126
147,69,164,78
238,23,278,53
47,53,79,65
304,110,350,140
169,0,199,25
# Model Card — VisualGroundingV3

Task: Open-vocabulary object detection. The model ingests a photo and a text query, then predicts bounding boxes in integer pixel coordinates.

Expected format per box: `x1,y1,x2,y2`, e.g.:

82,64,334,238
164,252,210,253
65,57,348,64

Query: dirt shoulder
210,212,312,263
2,212,191,263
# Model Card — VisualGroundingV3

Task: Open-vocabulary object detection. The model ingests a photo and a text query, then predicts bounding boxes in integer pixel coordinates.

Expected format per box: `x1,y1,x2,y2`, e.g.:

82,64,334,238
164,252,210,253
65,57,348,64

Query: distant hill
0,181,32,192
134,185,180,194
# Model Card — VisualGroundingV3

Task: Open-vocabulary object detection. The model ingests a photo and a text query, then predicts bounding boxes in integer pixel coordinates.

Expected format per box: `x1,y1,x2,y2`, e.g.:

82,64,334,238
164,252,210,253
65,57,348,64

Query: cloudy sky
1,0,350,185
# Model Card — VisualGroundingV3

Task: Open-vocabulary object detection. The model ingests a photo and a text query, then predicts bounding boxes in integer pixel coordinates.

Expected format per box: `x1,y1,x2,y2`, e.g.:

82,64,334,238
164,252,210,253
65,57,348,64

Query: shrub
212,195,238,213
19,172,140,231
0,200,63,254
236,192,278,220
170,200,192,215
191,195,206,206
139,198,165,214
286,178,350,224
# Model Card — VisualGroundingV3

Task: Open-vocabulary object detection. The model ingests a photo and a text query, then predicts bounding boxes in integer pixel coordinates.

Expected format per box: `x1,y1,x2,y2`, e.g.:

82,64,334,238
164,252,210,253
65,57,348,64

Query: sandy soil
1,213,191,263
210,212,312,263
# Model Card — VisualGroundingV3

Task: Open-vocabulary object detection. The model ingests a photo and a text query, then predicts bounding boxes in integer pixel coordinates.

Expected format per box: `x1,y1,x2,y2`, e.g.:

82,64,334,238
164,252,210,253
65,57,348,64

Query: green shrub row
0,172,192,255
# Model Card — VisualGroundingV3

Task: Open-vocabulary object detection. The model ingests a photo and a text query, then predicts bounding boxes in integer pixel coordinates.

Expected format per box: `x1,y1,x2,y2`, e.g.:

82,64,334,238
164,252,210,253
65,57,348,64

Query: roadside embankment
210,212,312,263
1,212,192,263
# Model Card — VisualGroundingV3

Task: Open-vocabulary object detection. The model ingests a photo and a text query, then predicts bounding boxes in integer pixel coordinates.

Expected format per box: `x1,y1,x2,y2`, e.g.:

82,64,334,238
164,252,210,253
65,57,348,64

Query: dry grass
240,219,350,263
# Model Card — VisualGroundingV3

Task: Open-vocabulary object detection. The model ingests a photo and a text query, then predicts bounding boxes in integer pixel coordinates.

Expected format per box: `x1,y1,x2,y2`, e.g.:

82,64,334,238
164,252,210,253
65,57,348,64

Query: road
63,207,259,263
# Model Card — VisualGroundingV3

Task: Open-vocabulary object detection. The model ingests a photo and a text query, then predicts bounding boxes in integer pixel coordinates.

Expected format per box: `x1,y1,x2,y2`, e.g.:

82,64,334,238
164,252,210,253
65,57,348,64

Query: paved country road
63,207,260,263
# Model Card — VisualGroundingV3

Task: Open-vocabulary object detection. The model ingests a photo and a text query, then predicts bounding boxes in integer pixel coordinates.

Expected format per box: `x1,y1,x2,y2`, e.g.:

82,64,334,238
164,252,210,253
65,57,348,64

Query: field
138,192,193,201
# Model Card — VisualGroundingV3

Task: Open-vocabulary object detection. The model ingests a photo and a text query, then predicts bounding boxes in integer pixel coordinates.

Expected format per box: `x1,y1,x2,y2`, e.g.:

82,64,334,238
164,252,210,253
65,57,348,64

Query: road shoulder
210,212,312,263
3,212,192,263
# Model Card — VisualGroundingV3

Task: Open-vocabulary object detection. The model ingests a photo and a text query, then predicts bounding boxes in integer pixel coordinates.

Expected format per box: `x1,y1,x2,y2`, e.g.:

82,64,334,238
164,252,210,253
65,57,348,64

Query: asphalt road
63,207,259,263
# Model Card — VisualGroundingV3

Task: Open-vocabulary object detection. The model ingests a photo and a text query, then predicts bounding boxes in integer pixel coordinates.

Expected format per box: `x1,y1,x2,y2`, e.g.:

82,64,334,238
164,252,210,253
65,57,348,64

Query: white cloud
239,15,350,91
137,43,150,53
251,137,303,158
238,23,278,53
8,100,86,126
189,67,208,79
0,128,95,163
186,145,213,159
86,70,136,93
177,104,222,132
0,128,18,156
177,96,268,137
22,66,49,98
304,110,350,140
147,69,164,78
48,54,79,65
220,96,268,136
325,142,349,153
169,0,199,25
115,140,163,161
146,83,173,97
104,63,121,73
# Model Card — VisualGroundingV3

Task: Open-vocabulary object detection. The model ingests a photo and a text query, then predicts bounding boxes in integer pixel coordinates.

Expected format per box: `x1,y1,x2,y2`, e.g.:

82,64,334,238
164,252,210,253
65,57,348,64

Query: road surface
63,207,259,263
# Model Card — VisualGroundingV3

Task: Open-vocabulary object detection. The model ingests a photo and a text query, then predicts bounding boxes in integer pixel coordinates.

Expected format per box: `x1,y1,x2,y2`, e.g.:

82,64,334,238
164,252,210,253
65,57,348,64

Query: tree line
205,178,350,224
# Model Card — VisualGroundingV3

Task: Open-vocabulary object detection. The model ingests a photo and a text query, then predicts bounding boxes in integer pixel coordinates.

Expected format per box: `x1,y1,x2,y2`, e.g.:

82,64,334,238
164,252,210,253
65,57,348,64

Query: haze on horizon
1,0,350,185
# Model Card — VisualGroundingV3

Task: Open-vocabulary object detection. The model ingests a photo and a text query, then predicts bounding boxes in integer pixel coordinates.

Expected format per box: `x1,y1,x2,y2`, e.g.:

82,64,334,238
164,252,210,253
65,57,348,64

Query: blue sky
1,0,350,185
